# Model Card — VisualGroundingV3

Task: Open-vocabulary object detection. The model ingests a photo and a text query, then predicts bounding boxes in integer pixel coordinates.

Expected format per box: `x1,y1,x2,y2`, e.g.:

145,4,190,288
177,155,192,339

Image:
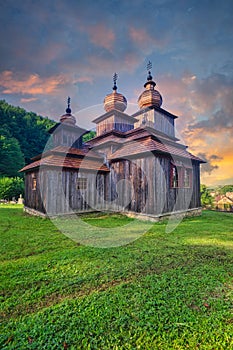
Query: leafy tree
0,129,25,177
0,177,24,200
0,100,56,165
219,185,233,195
200,184,213,207
83,130,96,142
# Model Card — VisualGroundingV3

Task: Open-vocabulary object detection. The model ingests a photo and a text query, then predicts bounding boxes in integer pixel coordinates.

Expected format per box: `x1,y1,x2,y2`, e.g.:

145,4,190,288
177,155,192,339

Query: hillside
0,100,56,177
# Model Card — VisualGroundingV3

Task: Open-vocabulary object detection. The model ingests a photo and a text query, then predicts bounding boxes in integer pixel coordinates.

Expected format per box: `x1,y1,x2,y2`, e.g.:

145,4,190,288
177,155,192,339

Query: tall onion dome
138,63,163,109
60,97,76,125
104,73,127,112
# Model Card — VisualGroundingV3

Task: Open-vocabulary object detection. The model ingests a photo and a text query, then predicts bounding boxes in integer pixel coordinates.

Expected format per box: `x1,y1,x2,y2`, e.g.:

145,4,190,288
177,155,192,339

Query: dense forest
0,100,56,177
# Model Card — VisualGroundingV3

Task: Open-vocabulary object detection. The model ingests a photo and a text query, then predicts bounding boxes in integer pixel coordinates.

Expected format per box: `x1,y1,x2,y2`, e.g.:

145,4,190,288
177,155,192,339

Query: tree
83,130,96,142
0,100,56,165
219,185,233,195
0,177,24,200
0,129,25,177
200,184,213,207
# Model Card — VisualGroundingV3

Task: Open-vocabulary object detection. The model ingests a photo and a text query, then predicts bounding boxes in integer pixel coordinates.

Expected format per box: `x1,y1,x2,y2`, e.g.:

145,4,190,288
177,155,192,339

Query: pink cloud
129,27,165,51
87,24,115,50
0,70,92,95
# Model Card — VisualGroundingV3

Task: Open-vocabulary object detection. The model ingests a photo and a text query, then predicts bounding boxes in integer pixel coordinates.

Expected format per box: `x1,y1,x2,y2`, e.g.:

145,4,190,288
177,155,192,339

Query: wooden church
20,66,205,219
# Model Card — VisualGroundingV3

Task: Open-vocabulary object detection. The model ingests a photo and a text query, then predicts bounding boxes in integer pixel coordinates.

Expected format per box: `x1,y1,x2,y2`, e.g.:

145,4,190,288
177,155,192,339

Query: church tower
133,62,177,139
49,97,87,149
92,73,137,136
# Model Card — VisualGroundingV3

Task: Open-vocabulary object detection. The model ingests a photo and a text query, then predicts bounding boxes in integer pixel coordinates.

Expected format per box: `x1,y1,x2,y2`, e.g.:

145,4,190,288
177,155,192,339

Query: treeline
0,100,56,178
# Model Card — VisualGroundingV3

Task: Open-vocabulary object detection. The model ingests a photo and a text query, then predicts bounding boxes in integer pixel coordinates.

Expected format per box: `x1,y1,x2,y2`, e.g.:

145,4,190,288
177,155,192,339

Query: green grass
0,205,233,349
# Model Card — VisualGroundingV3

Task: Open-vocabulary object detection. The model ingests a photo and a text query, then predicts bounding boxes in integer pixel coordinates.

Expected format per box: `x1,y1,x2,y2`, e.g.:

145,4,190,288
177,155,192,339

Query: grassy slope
0,205,233,349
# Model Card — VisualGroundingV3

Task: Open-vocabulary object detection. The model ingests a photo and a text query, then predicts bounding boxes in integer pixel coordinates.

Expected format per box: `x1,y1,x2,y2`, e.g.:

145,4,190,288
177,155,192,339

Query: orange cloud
20,97,38,103
0,70,67,95
87,24,115,50
0,70,92,95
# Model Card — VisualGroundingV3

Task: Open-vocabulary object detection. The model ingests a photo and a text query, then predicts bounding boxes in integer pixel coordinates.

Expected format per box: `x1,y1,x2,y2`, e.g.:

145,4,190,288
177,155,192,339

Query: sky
0,0,233,187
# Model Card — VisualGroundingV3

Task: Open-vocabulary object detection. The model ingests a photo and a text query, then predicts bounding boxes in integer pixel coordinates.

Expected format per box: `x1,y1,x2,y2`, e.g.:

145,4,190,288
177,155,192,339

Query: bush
0,177,24,200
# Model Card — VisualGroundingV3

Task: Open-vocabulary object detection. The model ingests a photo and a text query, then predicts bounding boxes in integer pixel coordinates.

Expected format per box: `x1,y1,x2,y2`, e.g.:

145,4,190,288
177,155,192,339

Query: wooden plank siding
134,109,175,138
107,155,201,216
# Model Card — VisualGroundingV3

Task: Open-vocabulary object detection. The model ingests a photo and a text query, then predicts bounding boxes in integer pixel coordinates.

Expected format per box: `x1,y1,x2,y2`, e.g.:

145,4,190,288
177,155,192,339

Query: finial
66,96,71,114
113,72,118,90
146,61,153,81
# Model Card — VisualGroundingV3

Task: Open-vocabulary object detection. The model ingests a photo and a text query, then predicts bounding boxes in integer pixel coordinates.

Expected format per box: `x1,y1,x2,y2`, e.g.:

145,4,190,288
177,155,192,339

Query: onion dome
138,63,163,109
60,97,76,125
104,73,127,112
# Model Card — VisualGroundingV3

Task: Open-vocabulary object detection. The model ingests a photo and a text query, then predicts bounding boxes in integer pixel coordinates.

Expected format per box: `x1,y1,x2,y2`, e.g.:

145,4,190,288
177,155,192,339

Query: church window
77,177,87,190
32,177,37,190
170,164,179,188
183,168,192,188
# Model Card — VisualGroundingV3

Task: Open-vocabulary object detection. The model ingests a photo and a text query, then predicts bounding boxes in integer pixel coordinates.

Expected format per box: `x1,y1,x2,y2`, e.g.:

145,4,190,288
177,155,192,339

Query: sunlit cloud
20,97,38,103
0,70,92,95
0,71,68,95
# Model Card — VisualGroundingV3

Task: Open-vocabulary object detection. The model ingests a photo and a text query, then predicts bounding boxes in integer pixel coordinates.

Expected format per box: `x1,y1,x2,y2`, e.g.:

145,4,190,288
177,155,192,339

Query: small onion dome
138,71,163,109
104,73,127,112
60,97,76,125
104,89,127,112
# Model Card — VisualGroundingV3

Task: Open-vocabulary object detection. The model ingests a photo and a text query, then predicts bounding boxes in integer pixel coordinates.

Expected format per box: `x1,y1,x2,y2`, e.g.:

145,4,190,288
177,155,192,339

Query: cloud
196,153,222,174
86,24,115,51
20,97,38,103
0,71,67,95
129,27,161,49
0,70,92,95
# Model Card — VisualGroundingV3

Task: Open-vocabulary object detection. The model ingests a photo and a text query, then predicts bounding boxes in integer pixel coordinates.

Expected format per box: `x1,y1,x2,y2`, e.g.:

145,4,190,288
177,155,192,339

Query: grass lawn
0,205,233,349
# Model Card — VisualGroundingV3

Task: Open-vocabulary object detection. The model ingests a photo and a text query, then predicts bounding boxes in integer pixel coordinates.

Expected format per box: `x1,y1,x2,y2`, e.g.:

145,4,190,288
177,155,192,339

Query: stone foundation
24,205,202,222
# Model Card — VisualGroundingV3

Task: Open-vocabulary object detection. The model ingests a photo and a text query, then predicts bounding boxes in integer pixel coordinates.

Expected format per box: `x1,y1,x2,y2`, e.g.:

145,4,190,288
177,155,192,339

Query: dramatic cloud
0,0,233,186
196,153,222,174
0,71,68,95
0,71,92,96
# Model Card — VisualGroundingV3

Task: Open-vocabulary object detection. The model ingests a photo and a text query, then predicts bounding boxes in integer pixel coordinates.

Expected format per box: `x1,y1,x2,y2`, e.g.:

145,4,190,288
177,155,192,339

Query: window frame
183,168,192,188
76,177,87,190
170,163,193,188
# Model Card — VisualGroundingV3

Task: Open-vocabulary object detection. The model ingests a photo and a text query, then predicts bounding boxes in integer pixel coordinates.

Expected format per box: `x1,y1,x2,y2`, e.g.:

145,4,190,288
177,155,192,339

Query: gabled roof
108,136,205,163
20,146,109,173
31,146,102,161
92,109,137,124
49,122,88,135
86,126,179,149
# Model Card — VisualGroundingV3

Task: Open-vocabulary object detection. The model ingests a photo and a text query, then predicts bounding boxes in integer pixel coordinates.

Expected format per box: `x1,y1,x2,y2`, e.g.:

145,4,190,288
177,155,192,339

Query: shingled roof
20,146,109,173
109,136,205,162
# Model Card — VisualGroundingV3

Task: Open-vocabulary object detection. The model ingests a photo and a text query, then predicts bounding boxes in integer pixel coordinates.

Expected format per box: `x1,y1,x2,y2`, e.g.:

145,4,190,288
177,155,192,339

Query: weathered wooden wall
96,116,134,136
106,155,201,215
37,168,106,215
53,127,83,148
134,109,175,138
24,155,201,216
24,170,46,213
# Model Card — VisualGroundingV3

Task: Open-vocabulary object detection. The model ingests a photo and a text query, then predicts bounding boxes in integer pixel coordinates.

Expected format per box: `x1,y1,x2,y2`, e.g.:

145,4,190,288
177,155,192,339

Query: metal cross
67,96,71,109
113,73,118,85
147,61,152,72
